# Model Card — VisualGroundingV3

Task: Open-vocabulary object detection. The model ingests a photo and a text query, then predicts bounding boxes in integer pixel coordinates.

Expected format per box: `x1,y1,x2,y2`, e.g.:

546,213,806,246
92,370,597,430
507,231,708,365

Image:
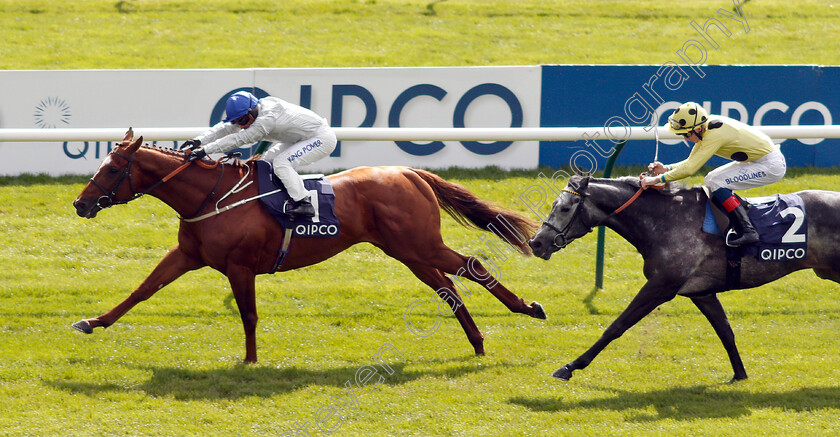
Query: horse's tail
409,168,539,256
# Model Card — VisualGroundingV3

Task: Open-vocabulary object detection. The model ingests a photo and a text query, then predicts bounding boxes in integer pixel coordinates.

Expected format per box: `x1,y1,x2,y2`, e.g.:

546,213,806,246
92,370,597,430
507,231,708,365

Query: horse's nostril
529,239,540,249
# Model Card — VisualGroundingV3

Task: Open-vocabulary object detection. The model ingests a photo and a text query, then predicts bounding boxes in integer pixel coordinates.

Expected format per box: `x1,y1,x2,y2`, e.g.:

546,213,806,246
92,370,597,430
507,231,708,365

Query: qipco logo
388,83,524,156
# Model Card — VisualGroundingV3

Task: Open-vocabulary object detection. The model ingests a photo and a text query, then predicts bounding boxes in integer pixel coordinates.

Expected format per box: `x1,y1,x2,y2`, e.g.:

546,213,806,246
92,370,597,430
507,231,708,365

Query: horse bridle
541,188,589,249
88,150,141,209
542,184,647,249
88,149,194,210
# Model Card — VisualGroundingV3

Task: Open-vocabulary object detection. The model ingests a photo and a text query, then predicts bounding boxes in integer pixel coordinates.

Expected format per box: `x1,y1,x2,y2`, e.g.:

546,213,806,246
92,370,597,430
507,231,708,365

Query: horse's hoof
728,374,748,384
551,365,573,380
531,302,547,320
71,320,93,334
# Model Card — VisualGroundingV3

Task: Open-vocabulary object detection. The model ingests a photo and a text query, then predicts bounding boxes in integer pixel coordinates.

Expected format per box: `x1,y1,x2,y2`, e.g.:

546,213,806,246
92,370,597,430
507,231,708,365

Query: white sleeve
196,122,239,147
200,118,272,155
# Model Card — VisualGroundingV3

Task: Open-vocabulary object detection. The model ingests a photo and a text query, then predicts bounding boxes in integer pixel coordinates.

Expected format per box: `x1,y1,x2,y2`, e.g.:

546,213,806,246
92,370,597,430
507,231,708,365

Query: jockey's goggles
233,114,251,126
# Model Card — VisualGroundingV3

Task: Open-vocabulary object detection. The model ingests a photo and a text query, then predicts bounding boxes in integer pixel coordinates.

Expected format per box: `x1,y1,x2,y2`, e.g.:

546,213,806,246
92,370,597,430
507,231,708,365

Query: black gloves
181,139,201,150
186,148,207,162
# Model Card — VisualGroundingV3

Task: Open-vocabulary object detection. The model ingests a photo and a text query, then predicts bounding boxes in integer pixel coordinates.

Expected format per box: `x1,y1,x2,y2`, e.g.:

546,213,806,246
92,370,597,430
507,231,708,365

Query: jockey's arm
649,161,674,175
661,143,717,183
199,119,271,155
195,122,238,147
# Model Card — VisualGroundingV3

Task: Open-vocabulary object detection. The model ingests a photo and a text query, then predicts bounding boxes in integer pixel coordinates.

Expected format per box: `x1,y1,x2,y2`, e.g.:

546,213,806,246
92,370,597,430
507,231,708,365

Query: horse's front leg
72,245,204,333
226,265,259,363
553,282,676,381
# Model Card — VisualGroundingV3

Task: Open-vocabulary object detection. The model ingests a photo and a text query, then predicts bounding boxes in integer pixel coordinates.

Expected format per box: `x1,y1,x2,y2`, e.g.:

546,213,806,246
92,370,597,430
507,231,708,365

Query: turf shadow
48,356,495,401
508,384,840,421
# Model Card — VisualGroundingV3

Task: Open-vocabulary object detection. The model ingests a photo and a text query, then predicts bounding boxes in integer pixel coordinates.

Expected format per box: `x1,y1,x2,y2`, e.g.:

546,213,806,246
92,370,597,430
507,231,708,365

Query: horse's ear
127,136,143,153
578,175,591,192
122,127,134,143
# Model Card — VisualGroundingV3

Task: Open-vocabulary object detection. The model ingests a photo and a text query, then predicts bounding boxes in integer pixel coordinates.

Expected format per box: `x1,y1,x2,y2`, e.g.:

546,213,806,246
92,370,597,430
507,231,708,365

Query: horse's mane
140,144,185,158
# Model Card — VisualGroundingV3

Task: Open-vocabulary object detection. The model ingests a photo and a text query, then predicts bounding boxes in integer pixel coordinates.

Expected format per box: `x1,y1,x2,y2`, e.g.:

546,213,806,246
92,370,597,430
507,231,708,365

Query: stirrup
725,228,759,247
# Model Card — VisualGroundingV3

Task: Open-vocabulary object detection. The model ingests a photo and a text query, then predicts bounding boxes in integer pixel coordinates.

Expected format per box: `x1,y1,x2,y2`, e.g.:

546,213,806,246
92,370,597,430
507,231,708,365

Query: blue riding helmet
223,91,260,122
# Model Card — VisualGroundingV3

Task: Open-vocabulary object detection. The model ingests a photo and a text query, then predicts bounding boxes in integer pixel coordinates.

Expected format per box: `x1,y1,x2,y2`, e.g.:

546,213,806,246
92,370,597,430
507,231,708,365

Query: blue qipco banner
539,65,840,169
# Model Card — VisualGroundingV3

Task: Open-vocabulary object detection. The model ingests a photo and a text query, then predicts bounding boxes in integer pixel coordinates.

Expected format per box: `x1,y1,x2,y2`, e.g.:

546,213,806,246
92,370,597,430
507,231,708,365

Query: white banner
0,67,541,176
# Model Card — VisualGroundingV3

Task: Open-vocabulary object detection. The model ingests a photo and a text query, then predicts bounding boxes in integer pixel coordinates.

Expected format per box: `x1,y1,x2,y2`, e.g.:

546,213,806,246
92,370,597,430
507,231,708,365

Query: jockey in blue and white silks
183,91,336,218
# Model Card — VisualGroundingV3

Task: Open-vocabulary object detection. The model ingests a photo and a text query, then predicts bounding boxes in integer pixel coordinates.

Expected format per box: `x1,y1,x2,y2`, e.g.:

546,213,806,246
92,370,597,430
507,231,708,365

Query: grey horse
528,175,840,382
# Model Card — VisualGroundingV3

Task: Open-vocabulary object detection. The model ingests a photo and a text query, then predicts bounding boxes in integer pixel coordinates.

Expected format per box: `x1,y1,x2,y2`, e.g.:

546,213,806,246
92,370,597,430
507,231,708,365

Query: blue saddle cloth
702,193,807,261
255,160,340,238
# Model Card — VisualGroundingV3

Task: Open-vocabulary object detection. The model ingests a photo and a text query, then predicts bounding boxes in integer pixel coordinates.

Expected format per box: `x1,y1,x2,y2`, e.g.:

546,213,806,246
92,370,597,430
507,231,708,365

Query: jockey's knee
271,154,294,173
704,176,724,192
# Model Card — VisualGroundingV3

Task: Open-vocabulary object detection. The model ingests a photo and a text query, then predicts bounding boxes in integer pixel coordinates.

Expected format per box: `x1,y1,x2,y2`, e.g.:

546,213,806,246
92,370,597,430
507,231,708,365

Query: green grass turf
1,167,839,436
1,0,838,69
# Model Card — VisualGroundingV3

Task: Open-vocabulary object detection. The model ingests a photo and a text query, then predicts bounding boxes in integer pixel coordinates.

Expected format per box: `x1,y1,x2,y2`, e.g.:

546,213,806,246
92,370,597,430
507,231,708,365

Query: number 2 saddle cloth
702,189,807,262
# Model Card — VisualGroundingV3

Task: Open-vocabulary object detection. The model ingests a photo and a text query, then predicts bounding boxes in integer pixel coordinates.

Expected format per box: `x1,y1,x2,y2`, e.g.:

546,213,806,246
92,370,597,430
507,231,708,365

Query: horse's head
528,175,594,260
73,128,143,218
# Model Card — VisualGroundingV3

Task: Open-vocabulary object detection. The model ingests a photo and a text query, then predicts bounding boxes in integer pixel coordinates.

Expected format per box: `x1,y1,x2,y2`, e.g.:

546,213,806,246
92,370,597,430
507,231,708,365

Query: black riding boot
726,202,759,247
287,197,315,218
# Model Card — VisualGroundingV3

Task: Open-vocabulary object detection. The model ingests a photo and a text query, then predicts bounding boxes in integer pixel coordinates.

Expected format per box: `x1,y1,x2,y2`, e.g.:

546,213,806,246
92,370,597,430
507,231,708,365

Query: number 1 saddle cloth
255,160,340,238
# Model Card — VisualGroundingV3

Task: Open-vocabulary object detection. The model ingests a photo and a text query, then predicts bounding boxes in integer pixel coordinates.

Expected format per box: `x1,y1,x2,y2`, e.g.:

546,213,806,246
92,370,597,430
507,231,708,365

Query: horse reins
611,186,645,215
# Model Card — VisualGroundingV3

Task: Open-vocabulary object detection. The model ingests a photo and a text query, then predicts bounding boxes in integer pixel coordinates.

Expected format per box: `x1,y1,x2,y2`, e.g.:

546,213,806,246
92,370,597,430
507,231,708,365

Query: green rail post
594,140,627,289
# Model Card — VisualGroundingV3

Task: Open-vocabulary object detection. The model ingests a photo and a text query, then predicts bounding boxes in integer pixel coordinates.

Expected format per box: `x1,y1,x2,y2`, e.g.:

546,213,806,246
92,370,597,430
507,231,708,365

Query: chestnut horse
72,129,545,363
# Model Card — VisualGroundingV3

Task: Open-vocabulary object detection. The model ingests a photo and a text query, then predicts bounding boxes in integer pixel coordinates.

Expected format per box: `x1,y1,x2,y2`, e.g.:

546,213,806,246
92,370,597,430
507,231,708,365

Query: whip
652,111,660,164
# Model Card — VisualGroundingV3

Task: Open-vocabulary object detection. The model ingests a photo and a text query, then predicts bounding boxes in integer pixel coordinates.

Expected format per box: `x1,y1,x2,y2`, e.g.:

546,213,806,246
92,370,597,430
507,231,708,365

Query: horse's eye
108,166,120,175
560,206,571,213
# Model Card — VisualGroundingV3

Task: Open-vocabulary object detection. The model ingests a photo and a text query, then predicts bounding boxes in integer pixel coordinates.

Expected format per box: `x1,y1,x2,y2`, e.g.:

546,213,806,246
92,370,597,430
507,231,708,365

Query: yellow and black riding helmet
668,102,709,134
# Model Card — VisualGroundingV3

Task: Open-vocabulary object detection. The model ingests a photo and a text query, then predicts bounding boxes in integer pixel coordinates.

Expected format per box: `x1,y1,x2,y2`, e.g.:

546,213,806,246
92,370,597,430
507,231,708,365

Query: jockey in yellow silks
641,102,787,246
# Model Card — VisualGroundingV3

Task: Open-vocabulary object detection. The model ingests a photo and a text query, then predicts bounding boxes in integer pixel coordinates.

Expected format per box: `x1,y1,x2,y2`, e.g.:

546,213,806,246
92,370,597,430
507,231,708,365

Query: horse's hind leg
405,264,486,355
690,294,748,382
430,249,545,319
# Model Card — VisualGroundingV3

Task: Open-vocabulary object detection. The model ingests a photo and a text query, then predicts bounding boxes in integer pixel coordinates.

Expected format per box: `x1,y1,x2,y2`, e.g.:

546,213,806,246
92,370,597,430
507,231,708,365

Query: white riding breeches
260,126,337,201
704,149,787,192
